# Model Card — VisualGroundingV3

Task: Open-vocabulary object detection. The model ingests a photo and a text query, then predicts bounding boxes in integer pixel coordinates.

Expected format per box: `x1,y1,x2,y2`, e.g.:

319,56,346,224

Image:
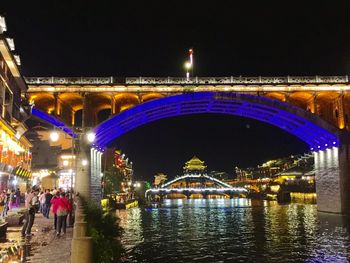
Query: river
117,199,350,263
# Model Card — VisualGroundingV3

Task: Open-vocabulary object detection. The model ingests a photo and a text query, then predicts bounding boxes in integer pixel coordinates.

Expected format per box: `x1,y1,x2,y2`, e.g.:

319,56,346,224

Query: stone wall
315,145,350,214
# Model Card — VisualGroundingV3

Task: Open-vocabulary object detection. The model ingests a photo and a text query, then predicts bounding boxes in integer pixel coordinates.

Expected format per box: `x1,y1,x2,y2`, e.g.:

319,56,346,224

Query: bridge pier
75,133,102,204
75,135,91,199
314,142,350,214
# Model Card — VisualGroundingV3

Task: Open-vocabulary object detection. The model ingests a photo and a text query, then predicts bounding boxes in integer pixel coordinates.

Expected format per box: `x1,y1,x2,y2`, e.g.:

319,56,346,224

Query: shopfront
0,120,32,192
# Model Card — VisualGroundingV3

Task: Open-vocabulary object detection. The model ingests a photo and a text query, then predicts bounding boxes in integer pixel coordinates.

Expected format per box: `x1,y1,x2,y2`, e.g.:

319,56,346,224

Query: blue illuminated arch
31,108,76,137
94,92,340,150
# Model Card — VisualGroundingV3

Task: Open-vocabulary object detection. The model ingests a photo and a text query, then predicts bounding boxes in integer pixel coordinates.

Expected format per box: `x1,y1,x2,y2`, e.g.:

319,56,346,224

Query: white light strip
146,187,248,193
161,174,234,189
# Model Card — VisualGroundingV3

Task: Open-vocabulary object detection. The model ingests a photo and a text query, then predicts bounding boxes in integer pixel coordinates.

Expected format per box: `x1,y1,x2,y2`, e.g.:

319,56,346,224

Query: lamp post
50,127,76,191
50,127,95,225
184,48,194,81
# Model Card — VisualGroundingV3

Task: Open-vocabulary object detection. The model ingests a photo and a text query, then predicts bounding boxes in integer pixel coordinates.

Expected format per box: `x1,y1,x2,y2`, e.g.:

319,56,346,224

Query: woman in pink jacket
55,192,72,236
50,192,60,231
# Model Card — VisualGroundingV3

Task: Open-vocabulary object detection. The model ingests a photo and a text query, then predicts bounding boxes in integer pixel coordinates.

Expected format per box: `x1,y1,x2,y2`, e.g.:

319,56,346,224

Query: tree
102,167,123,197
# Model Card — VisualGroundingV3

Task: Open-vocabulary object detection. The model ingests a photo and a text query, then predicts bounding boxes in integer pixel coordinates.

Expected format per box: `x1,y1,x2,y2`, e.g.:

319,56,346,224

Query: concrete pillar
111,96,116,115
75,212,85,222
307,93,316,113
81,93,87,128
90,149,102,204
75,135,91,199
71,237,92,263
54,93,60,116
73,221,88,237
71,201,92,263
335,93,345,129
314,142,350,214
72,110,76,126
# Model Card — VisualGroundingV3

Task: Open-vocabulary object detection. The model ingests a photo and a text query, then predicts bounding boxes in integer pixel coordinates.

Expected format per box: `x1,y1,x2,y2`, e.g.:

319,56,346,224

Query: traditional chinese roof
183,156,206,171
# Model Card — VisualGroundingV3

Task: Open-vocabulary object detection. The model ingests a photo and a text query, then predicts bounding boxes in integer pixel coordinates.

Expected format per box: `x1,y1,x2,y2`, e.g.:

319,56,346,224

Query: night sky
1,1,349,180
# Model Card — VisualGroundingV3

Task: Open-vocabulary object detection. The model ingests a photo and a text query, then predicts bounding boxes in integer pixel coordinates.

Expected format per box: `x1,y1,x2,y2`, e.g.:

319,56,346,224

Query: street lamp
49,128,76,192
86,132,95,143
49,130,59,142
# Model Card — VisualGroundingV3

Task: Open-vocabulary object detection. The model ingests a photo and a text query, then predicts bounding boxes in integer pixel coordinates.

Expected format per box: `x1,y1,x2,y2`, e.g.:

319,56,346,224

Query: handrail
24,75,349,85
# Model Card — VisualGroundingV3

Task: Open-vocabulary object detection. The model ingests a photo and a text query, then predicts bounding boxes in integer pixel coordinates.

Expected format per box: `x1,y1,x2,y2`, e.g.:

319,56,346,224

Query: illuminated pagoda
183,156,206,175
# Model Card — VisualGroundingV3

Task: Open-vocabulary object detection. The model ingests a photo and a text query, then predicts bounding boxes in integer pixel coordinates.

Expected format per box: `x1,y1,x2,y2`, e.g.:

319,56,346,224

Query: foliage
81,197,124,263
103,166,124,197
144,181,151,190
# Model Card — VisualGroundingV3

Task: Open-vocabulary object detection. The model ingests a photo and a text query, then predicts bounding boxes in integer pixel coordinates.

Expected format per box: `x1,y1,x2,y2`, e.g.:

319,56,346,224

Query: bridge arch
93,92,350,214
145,174,248,200
94,92,341,149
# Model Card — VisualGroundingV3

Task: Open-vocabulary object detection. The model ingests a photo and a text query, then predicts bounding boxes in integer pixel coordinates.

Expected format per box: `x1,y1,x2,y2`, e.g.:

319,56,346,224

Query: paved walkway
24,213,72,262
5,211,72,262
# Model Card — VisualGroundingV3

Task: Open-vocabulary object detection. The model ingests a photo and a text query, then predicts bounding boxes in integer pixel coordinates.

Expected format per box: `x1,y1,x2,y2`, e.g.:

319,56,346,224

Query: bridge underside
94,92,340,149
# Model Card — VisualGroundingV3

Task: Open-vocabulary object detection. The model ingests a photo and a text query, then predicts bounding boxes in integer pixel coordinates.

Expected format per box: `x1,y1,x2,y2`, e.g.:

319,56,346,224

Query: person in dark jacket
43,189,53,218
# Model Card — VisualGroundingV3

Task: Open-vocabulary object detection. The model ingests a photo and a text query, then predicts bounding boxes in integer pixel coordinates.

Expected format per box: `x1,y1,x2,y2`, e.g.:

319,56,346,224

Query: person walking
50,191,60,231
55,192,71,236
3,189,11,217
8,189,15,211
0,191,6,218
38,191,45,213
43,189,53,219
15,188,21,208
1,190,9,217
21,187,40,237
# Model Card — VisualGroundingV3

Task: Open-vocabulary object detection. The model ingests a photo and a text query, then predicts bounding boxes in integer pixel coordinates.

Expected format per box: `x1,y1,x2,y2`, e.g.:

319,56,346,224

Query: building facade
0,16,32,192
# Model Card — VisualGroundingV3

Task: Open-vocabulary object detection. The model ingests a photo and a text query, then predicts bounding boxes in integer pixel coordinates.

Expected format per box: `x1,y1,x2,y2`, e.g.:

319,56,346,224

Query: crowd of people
0,188,21,217
0,186,74,238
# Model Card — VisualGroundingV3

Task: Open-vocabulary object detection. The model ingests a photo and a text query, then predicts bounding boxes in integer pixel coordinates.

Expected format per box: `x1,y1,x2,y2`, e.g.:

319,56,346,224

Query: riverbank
2,211,72,262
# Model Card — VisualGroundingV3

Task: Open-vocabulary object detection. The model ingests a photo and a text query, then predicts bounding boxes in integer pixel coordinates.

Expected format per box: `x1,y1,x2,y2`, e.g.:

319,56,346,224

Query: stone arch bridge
26,76,350,214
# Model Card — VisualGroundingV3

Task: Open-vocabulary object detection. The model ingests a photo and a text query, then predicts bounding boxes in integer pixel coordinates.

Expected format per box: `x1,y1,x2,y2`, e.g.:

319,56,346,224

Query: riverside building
0,16,32,191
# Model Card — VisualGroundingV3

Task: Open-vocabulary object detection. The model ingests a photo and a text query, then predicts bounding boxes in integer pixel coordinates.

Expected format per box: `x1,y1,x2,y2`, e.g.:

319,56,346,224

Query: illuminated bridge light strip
159,174,243,191
31,108,76,137
94,92,340,150
161,174,202,188
145,187,248,196
26,85,350,93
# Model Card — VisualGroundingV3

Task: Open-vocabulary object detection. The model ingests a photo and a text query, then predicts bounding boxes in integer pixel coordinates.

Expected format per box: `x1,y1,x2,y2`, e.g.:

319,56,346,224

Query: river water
117,199,350,263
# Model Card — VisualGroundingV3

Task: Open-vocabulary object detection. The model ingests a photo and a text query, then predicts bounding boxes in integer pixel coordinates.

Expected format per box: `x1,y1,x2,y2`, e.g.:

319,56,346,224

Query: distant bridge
145,174,248,199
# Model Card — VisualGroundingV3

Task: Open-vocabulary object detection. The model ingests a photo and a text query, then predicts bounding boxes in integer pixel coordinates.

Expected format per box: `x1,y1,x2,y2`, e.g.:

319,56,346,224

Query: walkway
5,211,72,262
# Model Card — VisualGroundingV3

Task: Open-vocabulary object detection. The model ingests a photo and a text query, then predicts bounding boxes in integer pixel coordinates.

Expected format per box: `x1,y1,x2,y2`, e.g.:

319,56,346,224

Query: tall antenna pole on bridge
189,48,193,76
184,48,193,81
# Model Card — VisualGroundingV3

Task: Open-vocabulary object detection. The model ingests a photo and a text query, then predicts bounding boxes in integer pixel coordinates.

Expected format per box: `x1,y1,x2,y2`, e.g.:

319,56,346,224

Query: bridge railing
25,75,349,85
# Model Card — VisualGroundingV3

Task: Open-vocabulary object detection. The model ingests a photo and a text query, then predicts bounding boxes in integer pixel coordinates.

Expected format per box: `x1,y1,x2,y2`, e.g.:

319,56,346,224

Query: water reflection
118,199,350,263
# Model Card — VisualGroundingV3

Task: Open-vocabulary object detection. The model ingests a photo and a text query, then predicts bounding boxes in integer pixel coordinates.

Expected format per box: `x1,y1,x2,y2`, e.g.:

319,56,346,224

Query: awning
12,166,32,178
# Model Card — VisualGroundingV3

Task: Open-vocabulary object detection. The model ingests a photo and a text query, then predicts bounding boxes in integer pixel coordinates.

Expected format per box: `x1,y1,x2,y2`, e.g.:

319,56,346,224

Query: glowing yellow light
184,61,192,70
50,131,59,142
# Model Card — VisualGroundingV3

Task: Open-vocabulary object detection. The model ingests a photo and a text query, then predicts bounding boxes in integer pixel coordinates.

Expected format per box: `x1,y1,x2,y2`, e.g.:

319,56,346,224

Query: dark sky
1,1,349,180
